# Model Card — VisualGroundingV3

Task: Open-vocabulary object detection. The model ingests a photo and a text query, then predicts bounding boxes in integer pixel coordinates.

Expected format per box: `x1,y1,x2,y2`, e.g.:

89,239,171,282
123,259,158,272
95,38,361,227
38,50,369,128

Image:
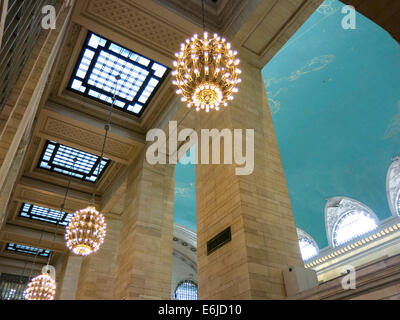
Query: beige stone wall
74,215,121,300
56,255,82,300
113,154,175,300
195,59,302,300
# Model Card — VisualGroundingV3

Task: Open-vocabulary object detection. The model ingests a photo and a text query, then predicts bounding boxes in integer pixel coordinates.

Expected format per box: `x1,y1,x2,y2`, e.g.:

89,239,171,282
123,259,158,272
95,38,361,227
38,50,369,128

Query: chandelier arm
46,157,77,267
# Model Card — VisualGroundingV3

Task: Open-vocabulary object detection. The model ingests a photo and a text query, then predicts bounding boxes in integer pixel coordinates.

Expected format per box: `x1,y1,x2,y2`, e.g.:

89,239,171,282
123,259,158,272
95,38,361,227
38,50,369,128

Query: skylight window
68,32,169,116
38,141,110,183
19,203,73,226
299,238,318,261
332,210,378,247
6,243,50,257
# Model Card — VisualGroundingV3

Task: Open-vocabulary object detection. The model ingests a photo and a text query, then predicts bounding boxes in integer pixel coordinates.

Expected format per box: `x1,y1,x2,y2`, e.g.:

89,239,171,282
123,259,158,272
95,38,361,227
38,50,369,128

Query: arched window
397,191,400,216
297,228,319,262
332,210,378,246
386,158,400,217
174,280,198,300
299,238,318,261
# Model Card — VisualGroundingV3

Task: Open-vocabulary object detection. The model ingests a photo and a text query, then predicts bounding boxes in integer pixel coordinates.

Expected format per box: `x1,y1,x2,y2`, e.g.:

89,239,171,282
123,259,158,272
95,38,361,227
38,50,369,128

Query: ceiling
340,0,400,44
174,148,196,232
1,0,326,274
262,0,400,248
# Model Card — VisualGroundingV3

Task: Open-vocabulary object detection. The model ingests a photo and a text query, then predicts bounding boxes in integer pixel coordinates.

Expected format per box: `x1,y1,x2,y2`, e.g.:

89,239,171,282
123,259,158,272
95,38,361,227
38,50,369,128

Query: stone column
74,214,121,300
57,255,83,300
113,153,175,300
195,59,302,299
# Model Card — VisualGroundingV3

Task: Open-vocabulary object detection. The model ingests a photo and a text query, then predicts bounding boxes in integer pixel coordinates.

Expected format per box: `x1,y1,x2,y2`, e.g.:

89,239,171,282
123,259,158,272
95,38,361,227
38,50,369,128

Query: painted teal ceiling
174,149,196,232
173,0,400,248
262,0,400,248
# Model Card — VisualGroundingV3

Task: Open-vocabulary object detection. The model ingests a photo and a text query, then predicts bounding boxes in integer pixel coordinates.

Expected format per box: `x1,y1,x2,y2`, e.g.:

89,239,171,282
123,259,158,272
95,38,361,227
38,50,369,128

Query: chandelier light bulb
24,272,56,300
173,31,241,112
65,206,106,256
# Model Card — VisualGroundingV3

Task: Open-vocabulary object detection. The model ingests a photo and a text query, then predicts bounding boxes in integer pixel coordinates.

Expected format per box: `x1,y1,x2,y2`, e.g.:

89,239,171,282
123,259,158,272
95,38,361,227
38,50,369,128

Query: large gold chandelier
172,1,241,112
65,206,106,256
24,266,56,300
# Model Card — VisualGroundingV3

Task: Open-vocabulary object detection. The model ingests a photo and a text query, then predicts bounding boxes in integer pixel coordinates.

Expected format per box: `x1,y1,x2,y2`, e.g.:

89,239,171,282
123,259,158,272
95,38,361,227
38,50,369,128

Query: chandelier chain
46,157,77,267
90,75,120,205
202,0,206,32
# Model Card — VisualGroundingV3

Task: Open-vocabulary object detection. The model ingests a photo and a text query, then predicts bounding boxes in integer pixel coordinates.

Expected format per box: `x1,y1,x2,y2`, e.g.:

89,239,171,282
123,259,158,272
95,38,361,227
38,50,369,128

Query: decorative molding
85,0,188,57
173,224,197,249
305,217,400,276
39,116,135,164
297,228,319,251
15,187,87,214
386,157,400,218
325,197,379,247
172,249,197,273
50,23,83,97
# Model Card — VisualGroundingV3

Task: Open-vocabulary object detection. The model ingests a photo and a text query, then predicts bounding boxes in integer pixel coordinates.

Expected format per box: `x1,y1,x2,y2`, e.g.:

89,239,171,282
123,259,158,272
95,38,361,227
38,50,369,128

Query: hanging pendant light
172,0,241,112
65,76,121,256
24,265,56,300
65,206,106,256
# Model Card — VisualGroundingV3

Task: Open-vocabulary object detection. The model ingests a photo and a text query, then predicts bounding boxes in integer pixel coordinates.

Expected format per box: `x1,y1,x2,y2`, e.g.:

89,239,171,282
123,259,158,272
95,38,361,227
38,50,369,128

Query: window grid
174,281,198,300
68,32,169,117
0,274,29,301
299,238,318,261
38,141,110,183
6,243,51,258
19,203,73,226
333,210,378,247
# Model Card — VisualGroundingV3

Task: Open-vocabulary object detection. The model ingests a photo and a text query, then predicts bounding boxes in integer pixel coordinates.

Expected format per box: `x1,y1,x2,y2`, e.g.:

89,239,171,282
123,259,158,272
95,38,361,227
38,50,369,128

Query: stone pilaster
57,255,83,300
195,59,302,299
74,215,121,300
113,153,175,300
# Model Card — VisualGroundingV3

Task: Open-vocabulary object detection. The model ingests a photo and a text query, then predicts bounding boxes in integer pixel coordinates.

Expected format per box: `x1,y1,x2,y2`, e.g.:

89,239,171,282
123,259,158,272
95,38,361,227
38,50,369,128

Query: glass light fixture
65,206,106,256
24,266,56,300
172,1,241,112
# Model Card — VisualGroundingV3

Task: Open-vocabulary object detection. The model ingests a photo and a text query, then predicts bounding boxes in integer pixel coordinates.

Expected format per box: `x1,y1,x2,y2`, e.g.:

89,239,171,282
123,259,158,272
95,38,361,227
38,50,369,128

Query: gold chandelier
65,206,106,256
24,266,56,300
173,0,241,112
173,32,241,112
